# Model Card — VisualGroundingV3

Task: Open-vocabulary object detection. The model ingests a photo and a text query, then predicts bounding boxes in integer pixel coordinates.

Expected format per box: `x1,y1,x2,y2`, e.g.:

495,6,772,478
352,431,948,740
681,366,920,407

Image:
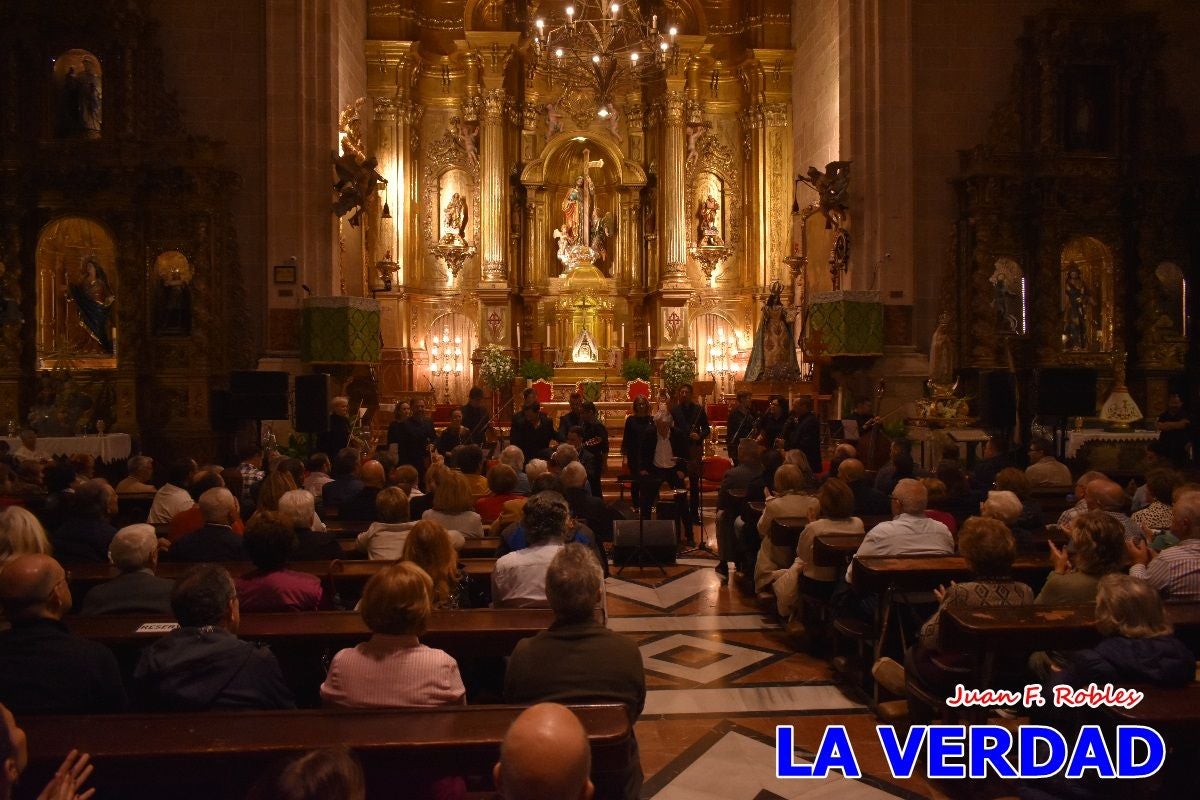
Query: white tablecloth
2,434,132,462
1064,430,1159,459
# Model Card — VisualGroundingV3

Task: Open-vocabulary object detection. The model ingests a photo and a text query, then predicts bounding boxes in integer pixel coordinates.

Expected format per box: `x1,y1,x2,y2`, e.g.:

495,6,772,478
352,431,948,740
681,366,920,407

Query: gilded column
479,86,508,284
742,50,794,288
659,88,688,287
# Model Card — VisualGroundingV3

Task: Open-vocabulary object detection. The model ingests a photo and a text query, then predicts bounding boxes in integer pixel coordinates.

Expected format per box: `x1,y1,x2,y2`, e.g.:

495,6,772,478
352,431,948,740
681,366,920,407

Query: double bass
859,380,892,471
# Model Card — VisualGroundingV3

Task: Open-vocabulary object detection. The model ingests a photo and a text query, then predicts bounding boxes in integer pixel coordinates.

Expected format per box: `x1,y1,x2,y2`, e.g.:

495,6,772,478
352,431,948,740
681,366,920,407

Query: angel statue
798,161,851,217
442,192,468,241
591,211,614,267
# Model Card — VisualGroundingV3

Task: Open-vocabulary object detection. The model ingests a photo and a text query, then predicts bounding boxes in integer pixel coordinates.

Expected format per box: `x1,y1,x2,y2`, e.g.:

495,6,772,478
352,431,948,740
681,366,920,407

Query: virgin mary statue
743,282,800,382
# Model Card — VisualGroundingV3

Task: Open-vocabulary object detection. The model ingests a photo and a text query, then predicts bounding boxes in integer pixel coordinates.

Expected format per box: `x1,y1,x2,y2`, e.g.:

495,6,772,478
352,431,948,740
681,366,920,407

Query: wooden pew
850,553,1051,596
336,534,501,558
18,704,632,799
812,533,865,569
66,608,553,658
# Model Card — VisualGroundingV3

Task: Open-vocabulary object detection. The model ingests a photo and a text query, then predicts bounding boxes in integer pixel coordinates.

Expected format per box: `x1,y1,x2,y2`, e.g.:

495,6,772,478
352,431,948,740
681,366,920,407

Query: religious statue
332,100,383,228
561,177,585,246
68,256,115,354
743,281,800,382
989,259,1023,335
442,192,468,241
798,161,851,217
156,267,192,335
590,211,614,267
77,58,102,136
696,194,721,245
454,117,479,169
553,156,601,272
928,312,956,395
55,54,102,138
1063,264,1090,350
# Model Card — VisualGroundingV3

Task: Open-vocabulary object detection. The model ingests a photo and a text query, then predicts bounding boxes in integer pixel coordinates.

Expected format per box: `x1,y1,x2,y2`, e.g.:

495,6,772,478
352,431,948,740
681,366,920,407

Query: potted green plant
661,347,698,394
520,359,554,381
620,357,651,382
581,379,602,402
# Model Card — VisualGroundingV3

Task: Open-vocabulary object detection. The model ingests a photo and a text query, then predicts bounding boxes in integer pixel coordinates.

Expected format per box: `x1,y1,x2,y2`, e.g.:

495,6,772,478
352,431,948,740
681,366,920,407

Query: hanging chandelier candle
530,1,679,111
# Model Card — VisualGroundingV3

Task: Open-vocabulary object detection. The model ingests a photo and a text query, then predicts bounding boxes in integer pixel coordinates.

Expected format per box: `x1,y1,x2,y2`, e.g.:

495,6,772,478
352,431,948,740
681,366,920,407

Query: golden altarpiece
358,0,799,406
0,1,252,460
951,9,1197,420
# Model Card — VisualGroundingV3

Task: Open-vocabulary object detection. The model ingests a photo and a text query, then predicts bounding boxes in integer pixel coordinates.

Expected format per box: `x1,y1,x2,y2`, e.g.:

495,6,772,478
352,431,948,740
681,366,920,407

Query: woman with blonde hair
0,506,53,561
403,520,470,609
1036,510,1125,605
421,470,483,538
753,464,819,595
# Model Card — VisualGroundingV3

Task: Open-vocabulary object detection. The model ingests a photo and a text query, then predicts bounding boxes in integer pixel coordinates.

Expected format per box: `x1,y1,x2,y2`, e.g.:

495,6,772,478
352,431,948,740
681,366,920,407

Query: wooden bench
335,534,501,558
18,704,632,799
812,533,865,569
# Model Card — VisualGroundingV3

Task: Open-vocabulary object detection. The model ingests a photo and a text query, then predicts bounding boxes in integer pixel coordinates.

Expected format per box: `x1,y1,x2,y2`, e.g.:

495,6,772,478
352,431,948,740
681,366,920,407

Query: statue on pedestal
697,194,722,245
442,192,468,243
743,281,800,382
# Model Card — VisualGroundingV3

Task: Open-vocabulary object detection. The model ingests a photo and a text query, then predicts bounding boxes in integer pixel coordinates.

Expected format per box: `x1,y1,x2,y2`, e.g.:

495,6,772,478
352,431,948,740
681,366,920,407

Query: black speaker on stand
1035,368,1098,462
977,371,1017,430
229,370,290,421
295,374,330,433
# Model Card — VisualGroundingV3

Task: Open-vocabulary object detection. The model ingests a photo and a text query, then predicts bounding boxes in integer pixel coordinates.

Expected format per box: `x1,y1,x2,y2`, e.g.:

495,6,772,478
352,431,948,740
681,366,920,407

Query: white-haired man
116,455,156,494
848,479,954,582
81,524,175,615
500,445,531,495
164,488,246,562
1128,490,1200,601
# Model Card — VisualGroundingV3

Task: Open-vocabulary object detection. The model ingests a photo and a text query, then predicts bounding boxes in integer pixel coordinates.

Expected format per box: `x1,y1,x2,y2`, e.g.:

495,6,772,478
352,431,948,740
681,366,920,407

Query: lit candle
546,324,551,344
621,324,625,347
516,325,521,349
646,323,651,346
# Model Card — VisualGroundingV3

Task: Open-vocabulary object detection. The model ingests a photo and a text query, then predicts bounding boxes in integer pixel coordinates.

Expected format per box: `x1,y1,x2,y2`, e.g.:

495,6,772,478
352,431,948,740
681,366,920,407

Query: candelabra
429,327,465,404
705,327,743,396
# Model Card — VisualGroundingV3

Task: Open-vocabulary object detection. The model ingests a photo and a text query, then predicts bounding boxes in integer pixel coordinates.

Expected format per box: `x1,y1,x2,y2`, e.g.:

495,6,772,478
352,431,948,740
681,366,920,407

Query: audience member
38,461,78,532
1056,470,1108,528
51,478,118,563
148,457,197,524
403,520,471,609
873,440,914,495
715,439,764,574
0,506,52,562
785,478,863,620
422,470,483,538
0,554,127,714
356,487,417,560
1131,468,1181,535
8,461,43,494
165,487,247,562
251,470,297,517
410,462,449,519
979,490,1032,549
970,436,1009,490
278,489,341,561
993,467,1043,531
783,449,817,490
246,747,365,800
1128,490,1200,601
492,491,569,608
81,524,174,615
338,460,386,522
499,445,530,495
561,461,613,542
837,459,889,517
489,459,549,535
476,464,522,523
321,561,465,708
168,468,239,541
452,444,489,498
935,462,978,525
827,442,857,483
493,703,594,800
116,454,156,494
504,544,644,800
303,453,334,498
920,478,958,536
0,703,97,800
753,465,819,595
1082,478,1142,542
847,479,954,582
322,448,364,509
1036,511,1126,605
236,444,266,509
1025,438,1072,486
235,513,324,612
565,428,601,495
134,564,294,710
393,464,423,498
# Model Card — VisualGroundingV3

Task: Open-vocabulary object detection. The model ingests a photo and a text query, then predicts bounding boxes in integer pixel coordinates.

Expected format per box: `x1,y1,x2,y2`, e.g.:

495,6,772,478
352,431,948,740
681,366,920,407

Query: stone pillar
743,49,794,289
479,86,508,284
659,88,688,287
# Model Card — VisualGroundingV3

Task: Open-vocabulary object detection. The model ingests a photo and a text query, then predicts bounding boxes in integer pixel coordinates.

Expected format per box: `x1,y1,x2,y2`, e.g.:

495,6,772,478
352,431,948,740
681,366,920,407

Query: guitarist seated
637,412,693,542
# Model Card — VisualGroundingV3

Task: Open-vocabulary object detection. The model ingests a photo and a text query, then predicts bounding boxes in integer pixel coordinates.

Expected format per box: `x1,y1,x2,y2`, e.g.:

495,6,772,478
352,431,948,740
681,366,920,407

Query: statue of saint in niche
1062,264,1091,350
989,258,1023,335
154,252,193,335
553,173,596,270
928,312,956,394
696,194,722,245
69,257,115,353
442,192,468,242
54,51,102,138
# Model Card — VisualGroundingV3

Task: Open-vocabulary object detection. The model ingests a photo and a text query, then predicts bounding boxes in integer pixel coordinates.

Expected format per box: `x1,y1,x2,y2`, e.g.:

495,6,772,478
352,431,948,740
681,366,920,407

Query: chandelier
528,1,679,112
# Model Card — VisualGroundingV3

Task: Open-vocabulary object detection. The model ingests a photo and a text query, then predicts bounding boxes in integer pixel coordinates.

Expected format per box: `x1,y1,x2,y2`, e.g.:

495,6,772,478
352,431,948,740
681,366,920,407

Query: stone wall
791,0,842,173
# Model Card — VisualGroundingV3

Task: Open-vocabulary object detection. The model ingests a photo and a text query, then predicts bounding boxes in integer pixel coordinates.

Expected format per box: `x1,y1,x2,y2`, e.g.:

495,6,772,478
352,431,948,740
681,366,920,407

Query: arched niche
1153,261,1187,338
1060,236,1114,353
989,257,1026,335
53,49,102,139
36,217,118,368
153,250,193,335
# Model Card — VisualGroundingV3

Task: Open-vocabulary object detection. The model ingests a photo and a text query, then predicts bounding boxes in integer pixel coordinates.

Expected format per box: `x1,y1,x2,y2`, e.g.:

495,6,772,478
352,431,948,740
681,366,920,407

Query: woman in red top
474,464,521,524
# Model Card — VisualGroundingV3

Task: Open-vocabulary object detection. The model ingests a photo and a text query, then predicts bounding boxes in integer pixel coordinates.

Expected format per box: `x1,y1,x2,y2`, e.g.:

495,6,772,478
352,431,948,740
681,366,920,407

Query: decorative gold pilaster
660,89,688,287
479,86,508,283
741,49,793,288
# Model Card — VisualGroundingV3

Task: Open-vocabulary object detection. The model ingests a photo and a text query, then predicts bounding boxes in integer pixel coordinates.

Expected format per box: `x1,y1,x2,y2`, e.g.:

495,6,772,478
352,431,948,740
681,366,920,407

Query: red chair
432,404,455,425
699,456,733,520
626,379,651,402
530,379,553,403
706,402,730,425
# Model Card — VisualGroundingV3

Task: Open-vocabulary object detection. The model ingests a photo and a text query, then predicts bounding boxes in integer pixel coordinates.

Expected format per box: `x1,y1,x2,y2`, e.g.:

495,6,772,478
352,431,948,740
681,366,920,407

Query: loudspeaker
1036,368,1097,417
611,520,678,566
230,370,289,421
295,373,330,433
977,371,1017,429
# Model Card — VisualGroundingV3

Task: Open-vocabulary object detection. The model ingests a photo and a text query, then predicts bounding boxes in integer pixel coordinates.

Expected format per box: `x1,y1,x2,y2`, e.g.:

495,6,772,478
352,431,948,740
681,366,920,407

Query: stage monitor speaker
230,370,289,421
977,371,1017,429
611,520,678,566
1036,368,1097,418
294,373,330,433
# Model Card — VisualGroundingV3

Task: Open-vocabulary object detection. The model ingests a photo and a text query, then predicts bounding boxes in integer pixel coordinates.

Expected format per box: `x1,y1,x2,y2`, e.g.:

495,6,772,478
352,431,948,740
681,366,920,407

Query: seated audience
393,464,423,498
410,462,448,519
38,461,78,532
784,478,864,620
337,460,386,523
489,459,549,535
165,487,248,563
1082,478,1143,542
81,524,174,615
8,460,43,494
827,442,857,482
51,478,118,563
979,489,1032,548
504,544,644,799
1051,573,1195,688
753,465,819,595
499,445,531,495
168,468,243,541
1036,510,1126,605
1128,489,1200,601
873,440,914,495
234,444,266,510
321,448,364,509
320,561,465,708
838,459,889,518
970,436,1009,490
0,703,97,800
561,461,613,541
403,520,471,609
1056,470,1109,528
302,453,334,498
0,554,127,714
920,478,959,536
1131,468,1181,536
357,487,417,560
847,478,954,581
993,467,1043,533
277,489,341,561
564,428,601,494
716,439,765,575
1024,438,1072,486
116,454,156,494
0,506,52,562
246,747,365,800
134,564,295,710
492,491,569,608
147,457,197,524
476,464,522,524
493,703,594,800
422,470,484,538
454,444,490,497
935,463,979,525
235,513,324,612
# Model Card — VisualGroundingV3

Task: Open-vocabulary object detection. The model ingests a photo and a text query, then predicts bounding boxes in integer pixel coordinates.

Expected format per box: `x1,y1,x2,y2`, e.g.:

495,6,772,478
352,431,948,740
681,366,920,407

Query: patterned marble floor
606,524,944,799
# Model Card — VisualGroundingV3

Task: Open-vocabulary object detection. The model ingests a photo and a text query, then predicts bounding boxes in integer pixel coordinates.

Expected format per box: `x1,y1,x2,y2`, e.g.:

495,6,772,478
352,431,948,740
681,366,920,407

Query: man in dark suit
725,390,758,464
577,401,609,498
638,412,692,540
321,447,364,509
50,478,117,563
81,524,175,616
337,460,385,523
561,461,614,542
460,386,493,445
670,384,710,537
782,396,822,475
838,458,890,517
556,393,584,442
165,488,247,563
511,400,562,463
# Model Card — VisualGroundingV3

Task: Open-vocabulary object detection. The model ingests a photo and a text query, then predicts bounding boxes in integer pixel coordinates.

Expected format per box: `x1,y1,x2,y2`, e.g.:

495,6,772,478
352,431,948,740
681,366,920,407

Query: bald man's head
494,703,593,800
0,554,71,622
838,458,865,482
1085,479,1127,513
360,460,385,489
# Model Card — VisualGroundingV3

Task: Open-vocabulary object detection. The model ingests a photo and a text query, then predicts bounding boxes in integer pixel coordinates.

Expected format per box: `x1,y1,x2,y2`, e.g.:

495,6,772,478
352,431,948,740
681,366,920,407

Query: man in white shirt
848,478,954,582
147,458,197,525
1024,438,1072,486
492,491,568,608
12,430,39,463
